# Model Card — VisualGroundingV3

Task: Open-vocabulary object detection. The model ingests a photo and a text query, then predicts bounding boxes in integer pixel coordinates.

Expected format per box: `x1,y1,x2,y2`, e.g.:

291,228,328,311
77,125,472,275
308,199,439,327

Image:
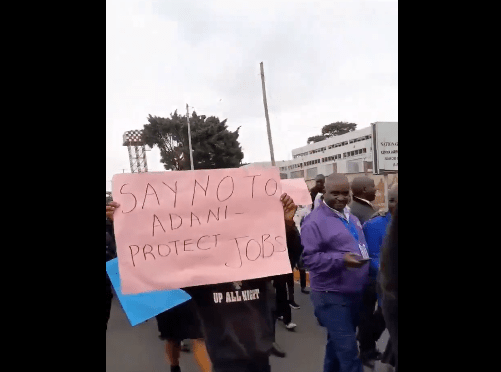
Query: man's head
313,174,325,193
323,174,350,212
388,184,398,215
351,176,376,202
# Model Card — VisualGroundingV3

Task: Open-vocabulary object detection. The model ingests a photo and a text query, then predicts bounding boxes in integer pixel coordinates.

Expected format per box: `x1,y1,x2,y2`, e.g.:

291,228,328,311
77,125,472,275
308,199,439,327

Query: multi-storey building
279,126,374,180
243,125,379,180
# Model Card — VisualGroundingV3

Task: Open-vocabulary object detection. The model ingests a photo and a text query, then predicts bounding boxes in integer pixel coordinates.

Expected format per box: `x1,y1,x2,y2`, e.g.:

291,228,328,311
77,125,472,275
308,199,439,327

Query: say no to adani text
112,167,292,295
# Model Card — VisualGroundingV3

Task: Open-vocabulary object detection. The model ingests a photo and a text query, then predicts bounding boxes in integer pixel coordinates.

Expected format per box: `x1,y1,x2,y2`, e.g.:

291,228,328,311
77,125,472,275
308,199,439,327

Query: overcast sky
106,0,398,190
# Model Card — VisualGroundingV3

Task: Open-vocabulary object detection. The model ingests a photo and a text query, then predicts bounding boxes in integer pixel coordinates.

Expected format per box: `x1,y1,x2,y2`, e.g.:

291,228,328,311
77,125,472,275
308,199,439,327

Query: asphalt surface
106,283,393,372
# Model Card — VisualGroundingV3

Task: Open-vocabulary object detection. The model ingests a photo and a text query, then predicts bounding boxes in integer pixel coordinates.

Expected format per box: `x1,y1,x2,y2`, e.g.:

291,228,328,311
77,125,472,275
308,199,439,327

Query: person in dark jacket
284,225,304,309
378,202,398,372
348,176,377,225
358,184,398,368
310,174,325,211
273,225,302,330
347,176,380,367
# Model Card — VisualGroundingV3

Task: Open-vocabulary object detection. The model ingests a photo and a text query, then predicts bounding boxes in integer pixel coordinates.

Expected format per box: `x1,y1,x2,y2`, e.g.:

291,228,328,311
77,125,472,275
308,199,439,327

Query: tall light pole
260,62,276,166
186,103,195,170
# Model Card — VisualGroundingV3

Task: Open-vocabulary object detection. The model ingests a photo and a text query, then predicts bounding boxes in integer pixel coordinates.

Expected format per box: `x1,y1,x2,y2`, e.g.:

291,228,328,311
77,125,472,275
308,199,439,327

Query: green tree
321,122,357,137
307,135,328,144
307,121,358,144
142,110,244,171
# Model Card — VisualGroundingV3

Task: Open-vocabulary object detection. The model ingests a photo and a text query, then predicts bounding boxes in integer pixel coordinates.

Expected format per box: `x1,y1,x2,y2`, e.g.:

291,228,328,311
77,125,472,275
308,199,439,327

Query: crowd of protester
106,174,398,372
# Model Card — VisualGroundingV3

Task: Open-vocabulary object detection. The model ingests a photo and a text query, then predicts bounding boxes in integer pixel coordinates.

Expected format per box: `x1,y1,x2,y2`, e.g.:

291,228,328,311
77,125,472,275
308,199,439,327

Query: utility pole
186,103,195,171
260,62,276,166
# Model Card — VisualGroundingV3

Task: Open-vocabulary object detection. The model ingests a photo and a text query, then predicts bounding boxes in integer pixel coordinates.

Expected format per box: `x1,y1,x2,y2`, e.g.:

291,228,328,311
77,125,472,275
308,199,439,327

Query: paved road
106,283,393,372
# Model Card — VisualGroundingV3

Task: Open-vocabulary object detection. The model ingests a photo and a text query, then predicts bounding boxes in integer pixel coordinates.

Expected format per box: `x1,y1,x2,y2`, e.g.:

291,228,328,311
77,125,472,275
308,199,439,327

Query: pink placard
280,179,312,206
112,167,292,294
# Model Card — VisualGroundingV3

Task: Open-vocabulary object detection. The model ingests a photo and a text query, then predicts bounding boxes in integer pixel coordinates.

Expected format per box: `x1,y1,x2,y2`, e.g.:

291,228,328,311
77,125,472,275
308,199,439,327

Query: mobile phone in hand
348,253,371,263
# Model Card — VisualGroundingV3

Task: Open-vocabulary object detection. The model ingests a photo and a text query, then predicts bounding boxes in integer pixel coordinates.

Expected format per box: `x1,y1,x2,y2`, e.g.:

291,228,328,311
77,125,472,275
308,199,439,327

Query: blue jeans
311,291,363,372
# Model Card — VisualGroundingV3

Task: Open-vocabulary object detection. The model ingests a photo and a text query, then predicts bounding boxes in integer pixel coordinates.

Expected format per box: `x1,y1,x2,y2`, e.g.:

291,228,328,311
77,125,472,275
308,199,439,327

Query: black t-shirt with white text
183,277,276,367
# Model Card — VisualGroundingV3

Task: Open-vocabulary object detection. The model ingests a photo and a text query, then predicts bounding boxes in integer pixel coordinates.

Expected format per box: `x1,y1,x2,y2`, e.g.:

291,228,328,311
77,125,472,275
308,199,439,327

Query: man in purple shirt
301,174,370,372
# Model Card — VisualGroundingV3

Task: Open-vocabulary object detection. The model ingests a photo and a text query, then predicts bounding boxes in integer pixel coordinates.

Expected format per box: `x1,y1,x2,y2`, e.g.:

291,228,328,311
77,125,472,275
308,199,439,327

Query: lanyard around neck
340,217,359,243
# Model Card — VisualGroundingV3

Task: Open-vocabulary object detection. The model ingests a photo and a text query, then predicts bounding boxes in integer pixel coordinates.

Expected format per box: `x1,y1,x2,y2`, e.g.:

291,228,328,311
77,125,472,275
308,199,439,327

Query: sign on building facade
372,122,398,174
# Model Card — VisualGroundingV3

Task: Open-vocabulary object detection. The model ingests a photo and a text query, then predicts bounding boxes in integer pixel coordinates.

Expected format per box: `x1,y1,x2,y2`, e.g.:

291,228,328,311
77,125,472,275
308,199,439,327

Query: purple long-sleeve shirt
301,202,369,294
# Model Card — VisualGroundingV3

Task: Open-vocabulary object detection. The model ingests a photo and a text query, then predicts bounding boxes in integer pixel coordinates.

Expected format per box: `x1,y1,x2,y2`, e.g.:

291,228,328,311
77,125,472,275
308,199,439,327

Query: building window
306,167,318,179
363,148,367,153
280,173,288,179
290,170,304,179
